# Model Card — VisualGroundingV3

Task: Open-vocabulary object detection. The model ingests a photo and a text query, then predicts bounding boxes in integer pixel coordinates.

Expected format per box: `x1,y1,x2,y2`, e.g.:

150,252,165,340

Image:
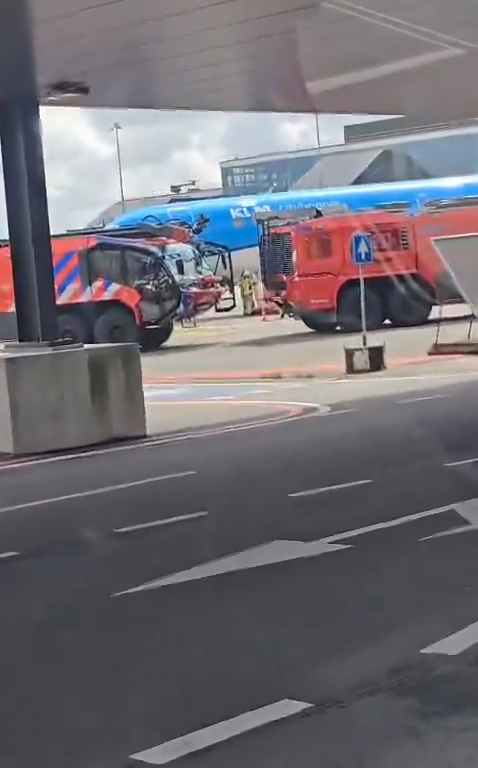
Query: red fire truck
0,221,235,350
256,199,475,332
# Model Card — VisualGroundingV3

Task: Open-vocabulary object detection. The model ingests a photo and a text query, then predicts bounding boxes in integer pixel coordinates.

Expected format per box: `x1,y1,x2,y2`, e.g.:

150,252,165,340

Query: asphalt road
3,377,478,767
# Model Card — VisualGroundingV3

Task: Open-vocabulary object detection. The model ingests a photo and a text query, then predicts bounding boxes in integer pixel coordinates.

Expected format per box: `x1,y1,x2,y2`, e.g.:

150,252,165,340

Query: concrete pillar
0,0,58,342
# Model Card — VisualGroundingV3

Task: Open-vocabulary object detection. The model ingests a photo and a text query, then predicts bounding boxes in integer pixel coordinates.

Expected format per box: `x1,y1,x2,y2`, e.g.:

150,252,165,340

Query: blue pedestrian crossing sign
351,232,374,265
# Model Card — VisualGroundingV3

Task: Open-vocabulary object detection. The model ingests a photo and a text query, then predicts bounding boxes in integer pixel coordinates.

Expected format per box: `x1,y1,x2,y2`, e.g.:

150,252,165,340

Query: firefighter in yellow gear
239,270,257,315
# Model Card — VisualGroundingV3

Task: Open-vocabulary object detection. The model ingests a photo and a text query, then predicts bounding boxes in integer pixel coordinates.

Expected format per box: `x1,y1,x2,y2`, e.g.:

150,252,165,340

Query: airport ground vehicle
0,222,235,350
256,198,478,333
132,214,236,314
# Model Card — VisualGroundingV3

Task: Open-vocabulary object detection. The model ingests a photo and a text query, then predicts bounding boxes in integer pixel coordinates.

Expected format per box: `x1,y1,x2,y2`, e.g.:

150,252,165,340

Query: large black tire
93,306,138,344
386,283,432,327
140,322,174,352
299,311,334,333
57,310,90,344
337,283,383,333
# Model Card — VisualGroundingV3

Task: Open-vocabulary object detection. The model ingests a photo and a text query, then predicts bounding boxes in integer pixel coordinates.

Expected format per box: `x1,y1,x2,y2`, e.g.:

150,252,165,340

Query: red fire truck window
307,234,333,260
373,227,409,252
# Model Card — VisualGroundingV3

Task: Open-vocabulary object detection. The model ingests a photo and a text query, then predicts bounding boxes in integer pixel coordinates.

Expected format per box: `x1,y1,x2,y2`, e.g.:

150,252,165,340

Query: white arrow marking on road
130,699,312,764
420,497,478,540
113,499,478,596
113,539,350,595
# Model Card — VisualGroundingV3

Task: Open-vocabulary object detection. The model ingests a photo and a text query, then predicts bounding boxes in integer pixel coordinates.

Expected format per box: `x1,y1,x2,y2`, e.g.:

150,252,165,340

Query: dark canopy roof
8,0,478,119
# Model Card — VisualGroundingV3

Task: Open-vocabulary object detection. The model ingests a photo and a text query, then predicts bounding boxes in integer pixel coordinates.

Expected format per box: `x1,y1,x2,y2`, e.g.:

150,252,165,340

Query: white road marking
0,551,19,559
207,396,234,400
420,498,478,540
289,479,372,497
323,505,452,543
444,457,478,467
398,394,448,404
275,383,308,390
421,621,478,656
322,408,357,416
116,500,474,596
113,538,350,595
129,699,313,764
0,472,195,515
114,511,208,534
320,371,478,385
145,388,190,398
324,497,478,544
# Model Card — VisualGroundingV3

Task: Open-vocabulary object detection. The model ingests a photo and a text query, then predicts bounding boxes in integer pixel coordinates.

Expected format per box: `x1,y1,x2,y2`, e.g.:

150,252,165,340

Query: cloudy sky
0,109,387,235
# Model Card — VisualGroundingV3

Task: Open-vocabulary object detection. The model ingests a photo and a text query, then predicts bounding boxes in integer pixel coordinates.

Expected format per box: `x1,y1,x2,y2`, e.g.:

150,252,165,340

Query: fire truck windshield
162,242,213,279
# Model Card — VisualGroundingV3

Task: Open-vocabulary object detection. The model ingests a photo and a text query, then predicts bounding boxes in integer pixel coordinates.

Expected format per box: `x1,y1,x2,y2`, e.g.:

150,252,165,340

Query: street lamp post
314,114,322,187
110,122,125,213
314,113,321,151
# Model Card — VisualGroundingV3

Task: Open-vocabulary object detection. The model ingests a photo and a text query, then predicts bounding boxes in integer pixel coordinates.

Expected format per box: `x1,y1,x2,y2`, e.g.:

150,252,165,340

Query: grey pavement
144,391,295,433
141,307,478,435
3,376,478,765
141,311,478,381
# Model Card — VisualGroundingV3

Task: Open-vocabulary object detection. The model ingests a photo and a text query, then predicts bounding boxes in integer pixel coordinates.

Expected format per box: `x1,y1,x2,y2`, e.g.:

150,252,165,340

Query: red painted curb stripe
144,354,465,384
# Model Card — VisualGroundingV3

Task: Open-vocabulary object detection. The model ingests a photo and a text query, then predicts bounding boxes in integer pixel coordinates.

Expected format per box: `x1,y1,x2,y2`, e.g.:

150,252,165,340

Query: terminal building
301,117,478,189
90,118,478,226
219,117,478,194
219,148,319,196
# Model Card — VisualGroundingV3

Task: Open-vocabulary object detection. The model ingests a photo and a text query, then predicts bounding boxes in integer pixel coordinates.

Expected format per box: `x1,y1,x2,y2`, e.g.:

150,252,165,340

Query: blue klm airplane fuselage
112,174,478,273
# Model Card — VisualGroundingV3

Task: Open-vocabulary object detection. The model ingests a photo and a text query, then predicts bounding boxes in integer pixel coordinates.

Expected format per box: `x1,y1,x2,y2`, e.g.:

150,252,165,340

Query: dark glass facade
350,131,478,185
221,154,318,195
220,129,478,196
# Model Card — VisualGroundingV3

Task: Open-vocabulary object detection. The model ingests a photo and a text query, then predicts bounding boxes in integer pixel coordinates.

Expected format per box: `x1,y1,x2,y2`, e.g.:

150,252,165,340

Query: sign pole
346,231,385,375
358,263,367,347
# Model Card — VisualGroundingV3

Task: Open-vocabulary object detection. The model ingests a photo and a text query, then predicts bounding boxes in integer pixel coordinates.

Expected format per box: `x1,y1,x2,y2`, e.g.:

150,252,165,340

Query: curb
144,354,466,384
428,341,478,356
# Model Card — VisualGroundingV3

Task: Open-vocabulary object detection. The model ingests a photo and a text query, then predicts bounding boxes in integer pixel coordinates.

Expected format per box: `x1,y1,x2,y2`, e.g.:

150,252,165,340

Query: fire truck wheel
57,311,90,344
299,312,333,333
93,306,138,344
140,323,174,352
386,285,432,327
337,284,383,333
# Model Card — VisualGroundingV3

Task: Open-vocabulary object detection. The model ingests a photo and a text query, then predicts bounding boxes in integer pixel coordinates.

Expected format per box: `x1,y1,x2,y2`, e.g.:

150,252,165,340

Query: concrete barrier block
86,343,146,440
428,340,478,356
0,342,146,455
344,343,386,374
